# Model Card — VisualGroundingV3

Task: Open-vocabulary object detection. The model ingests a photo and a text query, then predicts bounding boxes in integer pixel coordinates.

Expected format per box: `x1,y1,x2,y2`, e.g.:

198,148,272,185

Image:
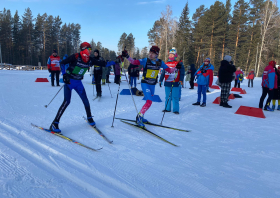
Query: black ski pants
259,87,274,109
248,79,253,87
51,71,60,86
234,80,240,88
94,72,102,96
189,77,194,89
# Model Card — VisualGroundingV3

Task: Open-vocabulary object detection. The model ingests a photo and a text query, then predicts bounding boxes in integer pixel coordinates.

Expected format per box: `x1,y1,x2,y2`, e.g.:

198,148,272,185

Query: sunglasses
87,48,92,51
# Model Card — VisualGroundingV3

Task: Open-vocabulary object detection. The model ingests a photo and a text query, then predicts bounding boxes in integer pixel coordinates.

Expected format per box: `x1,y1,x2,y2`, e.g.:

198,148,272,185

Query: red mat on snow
235,106,265,118
35,78,49,82
210,85,220,89
231,87,243,92
213,97,221,104
194,83,198,87
213,94,235,104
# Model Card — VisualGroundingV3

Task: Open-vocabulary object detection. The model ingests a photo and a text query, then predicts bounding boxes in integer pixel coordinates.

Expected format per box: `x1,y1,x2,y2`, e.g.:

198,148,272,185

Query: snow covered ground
0,70,279,198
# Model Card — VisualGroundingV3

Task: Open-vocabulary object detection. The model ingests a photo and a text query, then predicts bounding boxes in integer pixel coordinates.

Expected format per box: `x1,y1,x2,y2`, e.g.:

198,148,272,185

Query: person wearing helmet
122,46,179,128
49,42,106,133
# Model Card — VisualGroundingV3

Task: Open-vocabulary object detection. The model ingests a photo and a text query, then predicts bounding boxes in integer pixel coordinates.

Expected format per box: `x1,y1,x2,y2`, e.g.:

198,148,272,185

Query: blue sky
2,0,277,52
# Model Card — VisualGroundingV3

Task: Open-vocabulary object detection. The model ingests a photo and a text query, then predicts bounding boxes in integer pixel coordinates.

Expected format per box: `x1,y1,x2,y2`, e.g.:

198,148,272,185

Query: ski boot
219,101,224,106
200,103,206,107
223,102,232,108
50,122,61,133
264,105,274,112
192,102,200,106
136,114,147,128
174,112,179,114
277,105,280,111
87,116,96,126
162,110,171,112
272,105,275,111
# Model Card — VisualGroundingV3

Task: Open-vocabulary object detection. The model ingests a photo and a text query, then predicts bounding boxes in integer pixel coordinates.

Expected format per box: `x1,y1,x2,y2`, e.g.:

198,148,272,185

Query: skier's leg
139,83,154,115
74,81,92,118
50,83,73,132
202,85,207,104
259,87,268,108
51,71,55,86
164,86,172,112
130,76,133,87
133,77,137,88
56,71,60,86
172,86,180,113
197,85,202,103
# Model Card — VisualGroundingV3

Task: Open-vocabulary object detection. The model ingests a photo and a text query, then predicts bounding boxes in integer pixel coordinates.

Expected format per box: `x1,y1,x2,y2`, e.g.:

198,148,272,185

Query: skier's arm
268,72,276,90
90,57,106,67
106,61,115,67
60,54,76,65
127,57,145,66
60,64,66,75
47,57,51,69
159,69,166,83
160,61,177,73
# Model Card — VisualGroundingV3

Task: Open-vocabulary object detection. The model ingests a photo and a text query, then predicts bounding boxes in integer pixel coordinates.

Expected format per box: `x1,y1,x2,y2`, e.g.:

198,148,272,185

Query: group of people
259,61,280,111
46,41,279,133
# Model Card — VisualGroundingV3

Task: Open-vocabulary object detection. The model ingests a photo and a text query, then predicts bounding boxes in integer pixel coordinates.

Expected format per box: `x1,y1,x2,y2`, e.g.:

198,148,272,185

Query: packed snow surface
0,70,279,198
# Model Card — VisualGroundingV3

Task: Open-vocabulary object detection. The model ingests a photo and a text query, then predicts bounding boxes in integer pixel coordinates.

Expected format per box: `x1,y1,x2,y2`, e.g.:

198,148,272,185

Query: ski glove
176,62,182,69
159,82,162,87
122,50,129,58
48,69,51,73
63,74,71,84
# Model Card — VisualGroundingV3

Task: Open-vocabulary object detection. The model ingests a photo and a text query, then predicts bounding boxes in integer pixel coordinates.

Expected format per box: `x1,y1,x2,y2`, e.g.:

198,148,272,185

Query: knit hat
53,49,57,53
205,58,211,62
169,47,177,55
223,55,232,62
150,46,160,55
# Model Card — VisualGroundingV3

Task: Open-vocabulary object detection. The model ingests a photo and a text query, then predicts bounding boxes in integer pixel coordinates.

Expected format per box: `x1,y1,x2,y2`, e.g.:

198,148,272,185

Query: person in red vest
247,69,255,87
47,49,61,86
159,48,185,114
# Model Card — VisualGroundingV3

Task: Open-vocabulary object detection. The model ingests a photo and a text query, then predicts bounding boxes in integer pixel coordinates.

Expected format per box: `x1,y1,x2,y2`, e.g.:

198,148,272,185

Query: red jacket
247,71,255,80
47,55,61,71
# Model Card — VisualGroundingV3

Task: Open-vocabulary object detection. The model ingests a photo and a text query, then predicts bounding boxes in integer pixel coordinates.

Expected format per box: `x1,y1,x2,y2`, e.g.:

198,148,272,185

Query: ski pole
111,82,121,127
160,83,174,125
121,46,138,114
45,85,65,108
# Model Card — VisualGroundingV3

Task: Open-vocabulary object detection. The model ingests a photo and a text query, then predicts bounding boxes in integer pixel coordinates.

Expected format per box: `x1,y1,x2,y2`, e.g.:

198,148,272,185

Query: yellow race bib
146,69,159,79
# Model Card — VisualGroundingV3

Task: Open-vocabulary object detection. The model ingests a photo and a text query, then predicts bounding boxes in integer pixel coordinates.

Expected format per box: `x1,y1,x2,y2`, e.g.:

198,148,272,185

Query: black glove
48,69,51,73
201,69,206,73
122,50,129,58
63,74,71,84
176,62,182,69
159,82,162,87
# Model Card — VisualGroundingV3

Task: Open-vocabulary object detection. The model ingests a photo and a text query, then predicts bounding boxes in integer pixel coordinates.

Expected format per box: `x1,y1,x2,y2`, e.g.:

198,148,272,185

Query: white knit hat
224,55,232,62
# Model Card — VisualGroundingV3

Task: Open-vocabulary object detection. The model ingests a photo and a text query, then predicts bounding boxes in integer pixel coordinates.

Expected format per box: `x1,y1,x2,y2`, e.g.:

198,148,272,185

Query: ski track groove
0,127,113,198
0,119,148,198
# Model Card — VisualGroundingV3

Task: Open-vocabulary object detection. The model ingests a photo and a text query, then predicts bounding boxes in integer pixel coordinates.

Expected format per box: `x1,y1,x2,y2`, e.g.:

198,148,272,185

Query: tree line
147,0,280,76
0,7,117,66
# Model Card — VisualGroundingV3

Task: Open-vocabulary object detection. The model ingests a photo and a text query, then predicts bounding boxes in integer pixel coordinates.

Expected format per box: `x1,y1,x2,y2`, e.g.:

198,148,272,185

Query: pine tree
228,0,250,68
12,10,21,64
118,33,127,54
174,2,191,66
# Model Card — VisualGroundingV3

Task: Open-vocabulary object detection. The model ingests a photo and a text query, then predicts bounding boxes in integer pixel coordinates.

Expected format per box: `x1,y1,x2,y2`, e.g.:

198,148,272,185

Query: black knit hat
53,49,57,53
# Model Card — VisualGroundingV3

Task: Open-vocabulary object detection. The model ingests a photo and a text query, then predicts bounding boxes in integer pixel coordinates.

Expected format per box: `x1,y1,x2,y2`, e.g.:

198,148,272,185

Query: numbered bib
146,70,159,79
72,66,87,75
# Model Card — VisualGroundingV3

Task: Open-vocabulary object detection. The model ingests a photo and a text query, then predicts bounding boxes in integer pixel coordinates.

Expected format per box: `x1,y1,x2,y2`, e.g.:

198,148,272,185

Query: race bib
146,70,159,79
72,66,87,75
